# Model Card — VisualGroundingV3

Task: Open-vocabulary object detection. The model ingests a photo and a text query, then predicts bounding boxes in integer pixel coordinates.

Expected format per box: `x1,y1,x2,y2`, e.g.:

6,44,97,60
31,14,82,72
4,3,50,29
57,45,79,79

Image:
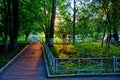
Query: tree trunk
101,25,106,47
111,0,119,45
106,13,111,50
3,0,8,51
45,33,49,44
113,29,118,45
12,0,19,49
73,0,76,44
7,0,14,50
25,33,29,41
48,0,56,46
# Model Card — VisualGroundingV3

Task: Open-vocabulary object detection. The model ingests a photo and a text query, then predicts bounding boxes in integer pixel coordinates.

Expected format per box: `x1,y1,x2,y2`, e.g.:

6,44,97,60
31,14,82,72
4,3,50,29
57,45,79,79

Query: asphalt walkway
0,42,120,80
0,42,47,80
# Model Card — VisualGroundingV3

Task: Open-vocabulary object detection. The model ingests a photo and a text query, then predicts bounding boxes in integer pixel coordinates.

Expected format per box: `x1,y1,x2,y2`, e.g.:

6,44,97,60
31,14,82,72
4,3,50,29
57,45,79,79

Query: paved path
0,42,47,80
0,42,120,80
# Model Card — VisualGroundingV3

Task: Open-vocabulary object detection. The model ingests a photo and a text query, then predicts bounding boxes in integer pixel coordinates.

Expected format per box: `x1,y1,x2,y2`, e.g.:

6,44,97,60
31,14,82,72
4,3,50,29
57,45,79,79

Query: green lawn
50,42,120,58
47,42,120,75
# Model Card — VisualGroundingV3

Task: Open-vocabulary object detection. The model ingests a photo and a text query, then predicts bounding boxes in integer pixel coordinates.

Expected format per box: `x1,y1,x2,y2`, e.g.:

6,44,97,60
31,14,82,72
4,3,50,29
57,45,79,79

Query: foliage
19,0,44,40
1,0,120,50
50,42,120,58
47,42,120,75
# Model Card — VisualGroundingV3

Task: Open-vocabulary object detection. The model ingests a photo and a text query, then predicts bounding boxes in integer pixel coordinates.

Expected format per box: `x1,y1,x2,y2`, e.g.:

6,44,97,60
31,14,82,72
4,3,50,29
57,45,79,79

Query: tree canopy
0,0,120,50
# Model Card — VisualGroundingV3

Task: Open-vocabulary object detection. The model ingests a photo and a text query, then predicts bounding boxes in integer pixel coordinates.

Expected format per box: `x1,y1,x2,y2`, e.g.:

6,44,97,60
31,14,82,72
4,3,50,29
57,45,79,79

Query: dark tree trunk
11,0,19,50
106,12,111,50
25,33,29,41
45,33,49,44
111,0,119,45
3,0,8,51
7,0,14,50
113,29,118,45
48,0,56,46
73,0,76,44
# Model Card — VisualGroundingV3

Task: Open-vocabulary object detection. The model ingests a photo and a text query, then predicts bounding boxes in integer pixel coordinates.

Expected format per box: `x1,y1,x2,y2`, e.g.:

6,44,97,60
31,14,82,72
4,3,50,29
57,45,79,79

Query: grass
50,42,120,58
46,42,120,75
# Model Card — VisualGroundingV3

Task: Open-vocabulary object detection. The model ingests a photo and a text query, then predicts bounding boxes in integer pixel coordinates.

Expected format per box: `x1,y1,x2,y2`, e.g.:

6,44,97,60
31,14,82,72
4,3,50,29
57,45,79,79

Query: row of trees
0,0,57,51
56,0,120,49
19,0,56,46
0,0,19,50
0,0,120,51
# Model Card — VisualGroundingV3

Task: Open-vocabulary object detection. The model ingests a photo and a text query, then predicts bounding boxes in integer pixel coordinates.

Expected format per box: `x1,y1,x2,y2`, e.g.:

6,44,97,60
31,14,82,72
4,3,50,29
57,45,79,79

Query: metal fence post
113,56,116,72
100,57,103,72
79,58,80,71
55,58,58,73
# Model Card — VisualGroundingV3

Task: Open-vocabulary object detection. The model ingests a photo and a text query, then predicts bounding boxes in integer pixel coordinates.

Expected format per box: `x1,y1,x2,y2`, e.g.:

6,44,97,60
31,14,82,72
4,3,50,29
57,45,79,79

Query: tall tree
2,0,9,50
73,0,76,44
111,0,120,45
48,0,56,46
10,0,19,50
43,0,52,44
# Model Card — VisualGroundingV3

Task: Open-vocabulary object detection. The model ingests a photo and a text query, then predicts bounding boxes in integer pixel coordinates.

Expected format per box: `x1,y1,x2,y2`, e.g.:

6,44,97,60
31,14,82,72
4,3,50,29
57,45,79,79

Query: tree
19,0,44,41
97,0,120,48
2,0,9,51
73,0,76,44
111,0,120,45
11,0,19,49
0,0,19,50
48,0,56,46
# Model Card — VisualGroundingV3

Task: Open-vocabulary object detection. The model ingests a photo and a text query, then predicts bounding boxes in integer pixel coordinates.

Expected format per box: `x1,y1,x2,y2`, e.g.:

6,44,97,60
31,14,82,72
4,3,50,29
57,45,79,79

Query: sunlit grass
53,44,75,58
50,42,120,58
54,37,63,43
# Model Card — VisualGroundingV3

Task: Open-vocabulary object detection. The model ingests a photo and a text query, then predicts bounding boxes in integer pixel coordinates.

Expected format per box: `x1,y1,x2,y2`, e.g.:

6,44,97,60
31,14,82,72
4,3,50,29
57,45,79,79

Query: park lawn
0,42,28,69
50,42,120,58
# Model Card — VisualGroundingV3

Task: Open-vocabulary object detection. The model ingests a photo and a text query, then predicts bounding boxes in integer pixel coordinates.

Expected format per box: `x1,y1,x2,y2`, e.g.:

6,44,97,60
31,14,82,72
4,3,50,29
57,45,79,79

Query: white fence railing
54,58,113,74
113,56,120,71
43,43,120,75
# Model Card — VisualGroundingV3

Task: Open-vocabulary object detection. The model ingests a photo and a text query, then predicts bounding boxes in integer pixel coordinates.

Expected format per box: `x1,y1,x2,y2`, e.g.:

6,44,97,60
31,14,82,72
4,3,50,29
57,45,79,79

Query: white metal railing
113,56,120,71
54,57,113,74
43,43,55,74
43,43,120,75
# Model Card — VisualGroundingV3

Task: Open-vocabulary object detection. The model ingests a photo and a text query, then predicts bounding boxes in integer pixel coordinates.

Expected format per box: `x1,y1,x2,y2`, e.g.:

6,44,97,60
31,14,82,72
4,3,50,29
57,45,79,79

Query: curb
47,73,120,78
0,45,29,75
42,44,51,78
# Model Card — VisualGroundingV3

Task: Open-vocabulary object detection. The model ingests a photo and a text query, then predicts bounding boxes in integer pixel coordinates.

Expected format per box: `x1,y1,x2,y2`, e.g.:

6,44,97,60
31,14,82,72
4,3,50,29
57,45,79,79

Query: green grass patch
45,42,120,75
50,42,120,58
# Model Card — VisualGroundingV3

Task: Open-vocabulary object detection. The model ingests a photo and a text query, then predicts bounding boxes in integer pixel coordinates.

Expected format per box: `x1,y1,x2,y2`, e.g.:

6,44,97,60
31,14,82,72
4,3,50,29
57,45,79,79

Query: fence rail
43,43,120,75
113,56,120,71
44,43,55,74
54,57,114,74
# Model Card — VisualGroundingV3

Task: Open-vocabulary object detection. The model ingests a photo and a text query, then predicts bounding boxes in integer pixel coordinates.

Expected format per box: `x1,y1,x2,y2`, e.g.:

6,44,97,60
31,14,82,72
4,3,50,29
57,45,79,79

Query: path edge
0,45,29,75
